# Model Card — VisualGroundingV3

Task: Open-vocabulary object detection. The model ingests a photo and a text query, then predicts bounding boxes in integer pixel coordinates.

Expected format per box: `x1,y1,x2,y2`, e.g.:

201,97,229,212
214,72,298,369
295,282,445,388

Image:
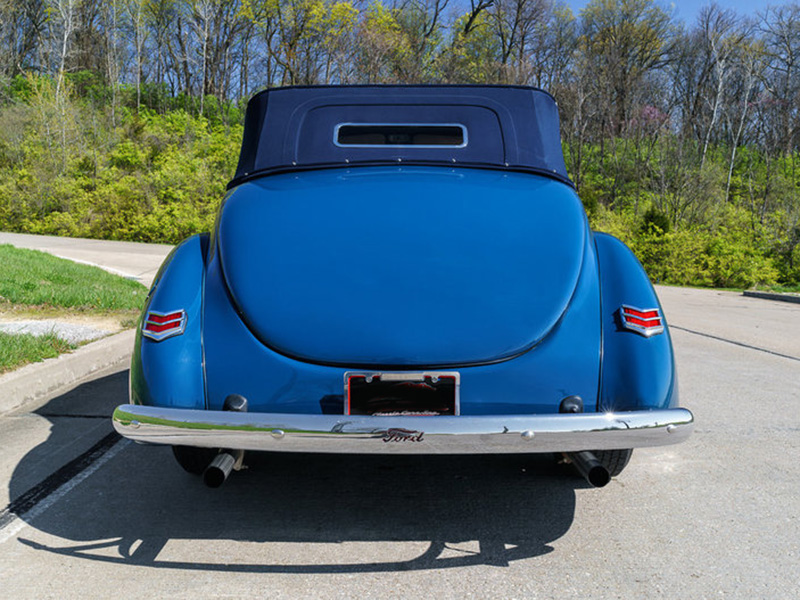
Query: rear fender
595,232,678,411
130,234,208,408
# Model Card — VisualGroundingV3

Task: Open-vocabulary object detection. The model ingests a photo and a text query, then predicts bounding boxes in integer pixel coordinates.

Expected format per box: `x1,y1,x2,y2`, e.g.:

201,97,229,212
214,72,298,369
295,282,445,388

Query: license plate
345,372,460,416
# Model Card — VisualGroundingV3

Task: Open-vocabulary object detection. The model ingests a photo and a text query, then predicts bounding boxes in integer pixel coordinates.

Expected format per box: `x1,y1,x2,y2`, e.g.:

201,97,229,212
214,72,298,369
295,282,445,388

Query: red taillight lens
619,305,664,337
142,309,186,341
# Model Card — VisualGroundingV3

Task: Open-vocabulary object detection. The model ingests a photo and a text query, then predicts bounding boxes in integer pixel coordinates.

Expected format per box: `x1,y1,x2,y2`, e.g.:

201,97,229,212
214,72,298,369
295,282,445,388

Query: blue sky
564,1,772,24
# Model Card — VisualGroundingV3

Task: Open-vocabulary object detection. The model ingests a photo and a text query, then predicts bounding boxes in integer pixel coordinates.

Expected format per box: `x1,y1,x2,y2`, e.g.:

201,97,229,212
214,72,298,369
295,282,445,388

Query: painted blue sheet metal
130,86,679,423
131,234,207,409
217,167,587,367
201,219,602,415
594,233,678,411
231,85,572,188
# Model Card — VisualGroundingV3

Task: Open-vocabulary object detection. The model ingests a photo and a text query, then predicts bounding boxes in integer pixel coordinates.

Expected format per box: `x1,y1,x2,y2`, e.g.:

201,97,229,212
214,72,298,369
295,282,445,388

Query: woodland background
0,0,799,289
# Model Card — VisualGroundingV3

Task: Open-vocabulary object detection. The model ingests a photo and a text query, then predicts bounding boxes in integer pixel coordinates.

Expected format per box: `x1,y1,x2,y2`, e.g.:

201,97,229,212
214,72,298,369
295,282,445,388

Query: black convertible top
230,85,572,188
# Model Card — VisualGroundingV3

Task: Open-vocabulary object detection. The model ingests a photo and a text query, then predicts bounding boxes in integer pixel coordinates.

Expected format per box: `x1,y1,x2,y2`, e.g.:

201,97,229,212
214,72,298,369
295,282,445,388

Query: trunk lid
217,167,588,366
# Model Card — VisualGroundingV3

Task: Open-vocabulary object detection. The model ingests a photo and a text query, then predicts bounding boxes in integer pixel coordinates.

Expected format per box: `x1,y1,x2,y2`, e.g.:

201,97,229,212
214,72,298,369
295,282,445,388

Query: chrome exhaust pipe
203,451,240,488
568,451,611,488
203,395,249,488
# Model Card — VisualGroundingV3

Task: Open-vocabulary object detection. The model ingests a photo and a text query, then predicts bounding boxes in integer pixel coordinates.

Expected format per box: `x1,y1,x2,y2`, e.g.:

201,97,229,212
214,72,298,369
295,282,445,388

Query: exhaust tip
203,452,236,488
584,463,611,488
568,451,611,488
203,466,226,488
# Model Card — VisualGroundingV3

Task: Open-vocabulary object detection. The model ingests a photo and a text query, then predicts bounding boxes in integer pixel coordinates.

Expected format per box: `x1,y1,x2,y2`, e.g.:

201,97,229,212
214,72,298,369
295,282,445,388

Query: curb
0,329,134,417
742,291,800,305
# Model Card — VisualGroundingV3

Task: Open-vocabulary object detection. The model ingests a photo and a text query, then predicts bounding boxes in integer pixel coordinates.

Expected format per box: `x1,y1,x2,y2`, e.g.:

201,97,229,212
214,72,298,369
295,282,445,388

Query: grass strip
0,244,147,310
0,331,75,373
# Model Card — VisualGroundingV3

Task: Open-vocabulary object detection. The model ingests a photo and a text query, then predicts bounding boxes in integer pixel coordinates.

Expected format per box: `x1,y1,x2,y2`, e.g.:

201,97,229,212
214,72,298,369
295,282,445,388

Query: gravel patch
0,320,112,344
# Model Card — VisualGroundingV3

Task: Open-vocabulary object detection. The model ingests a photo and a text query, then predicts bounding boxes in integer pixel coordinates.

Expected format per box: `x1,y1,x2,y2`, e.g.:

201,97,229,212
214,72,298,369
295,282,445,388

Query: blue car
113,85,693,488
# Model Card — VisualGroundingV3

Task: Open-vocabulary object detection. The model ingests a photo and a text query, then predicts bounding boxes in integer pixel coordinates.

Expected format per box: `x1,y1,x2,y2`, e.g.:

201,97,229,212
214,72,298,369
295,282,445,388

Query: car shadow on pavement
10,369,584,573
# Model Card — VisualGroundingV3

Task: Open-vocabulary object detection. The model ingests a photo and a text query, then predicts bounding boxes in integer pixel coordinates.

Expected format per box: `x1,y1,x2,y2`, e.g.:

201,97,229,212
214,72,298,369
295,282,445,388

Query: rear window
335,124,467,148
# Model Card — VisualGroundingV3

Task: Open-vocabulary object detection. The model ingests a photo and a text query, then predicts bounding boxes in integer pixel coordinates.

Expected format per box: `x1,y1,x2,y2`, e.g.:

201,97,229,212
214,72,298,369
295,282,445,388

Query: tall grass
0,245,147,310
0,331,74,373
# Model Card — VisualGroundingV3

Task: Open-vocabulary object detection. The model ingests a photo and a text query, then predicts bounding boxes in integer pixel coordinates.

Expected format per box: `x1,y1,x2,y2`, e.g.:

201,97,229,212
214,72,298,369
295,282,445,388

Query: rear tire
592,449,633,477
172,445,218,475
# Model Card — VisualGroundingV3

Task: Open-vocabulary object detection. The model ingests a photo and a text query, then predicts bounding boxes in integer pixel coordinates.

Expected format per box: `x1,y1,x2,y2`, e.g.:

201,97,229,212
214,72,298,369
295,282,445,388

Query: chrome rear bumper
112,405,694,454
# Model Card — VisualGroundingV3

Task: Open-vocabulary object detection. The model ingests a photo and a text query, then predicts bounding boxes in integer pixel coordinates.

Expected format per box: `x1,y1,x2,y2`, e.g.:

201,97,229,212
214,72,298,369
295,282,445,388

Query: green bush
0,77,241,244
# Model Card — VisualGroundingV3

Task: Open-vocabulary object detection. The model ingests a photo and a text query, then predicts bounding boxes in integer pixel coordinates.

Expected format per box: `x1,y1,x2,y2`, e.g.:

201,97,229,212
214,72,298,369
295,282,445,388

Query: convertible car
112,85,693,488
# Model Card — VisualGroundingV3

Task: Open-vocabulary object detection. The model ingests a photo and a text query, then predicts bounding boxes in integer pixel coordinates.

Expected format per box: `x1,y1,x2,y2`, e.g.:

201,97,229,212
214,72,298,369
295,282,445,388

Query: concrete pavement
655,285,800,360
0,285,798,599
0,330,135,417
0,232,173,288
1,232,799,598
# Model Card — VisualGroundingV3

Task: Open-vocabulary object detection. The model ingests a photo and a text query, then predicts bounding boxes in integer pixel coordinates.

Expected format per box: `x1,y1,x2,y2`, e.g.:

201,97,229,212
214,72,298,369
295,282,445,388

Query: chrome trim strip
333,122,469,149
113,405,693,455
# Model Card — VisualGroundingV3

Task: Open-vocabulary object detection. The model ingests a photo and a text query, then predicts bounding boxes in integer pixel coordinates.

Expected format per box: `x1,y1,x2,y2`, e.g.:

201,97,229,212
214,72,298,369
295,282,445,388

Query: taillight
619,305,664,337
142,309,187,341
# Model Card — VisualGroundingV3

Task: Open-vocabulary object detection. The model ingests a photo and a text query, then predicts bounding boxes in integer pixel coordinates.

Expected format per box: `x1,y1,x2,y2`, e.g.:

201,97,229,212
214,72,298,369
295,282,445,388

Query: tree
0,0,48,75
695,4,748,169
760,3,800,155
526,3,578,90
579,0,673,136
440,8,500,83
356,2,409,83
489,0,547,84
123,0,147,111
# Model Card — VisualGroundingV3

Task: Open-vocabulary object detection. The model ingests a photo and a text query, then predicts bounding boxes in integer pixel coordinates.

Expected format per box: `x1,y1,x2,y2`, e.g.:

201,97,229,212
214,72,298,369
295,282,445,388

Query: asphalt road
1,261,798,597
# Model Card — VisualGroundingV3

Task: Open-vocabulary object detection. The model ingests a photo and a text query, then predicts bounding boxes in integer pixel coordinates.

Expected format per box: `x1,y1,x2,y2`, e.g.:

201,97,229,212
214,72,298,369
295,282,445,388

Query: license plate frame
344,371,460,416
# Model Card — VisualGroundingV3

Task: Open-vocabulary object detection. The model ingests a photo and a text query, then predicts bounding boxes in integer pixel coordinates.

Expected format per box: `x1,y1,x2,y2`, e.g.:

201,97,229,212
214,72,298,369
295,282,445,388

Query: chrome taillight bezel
619,305,664,337
142,309,187,341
